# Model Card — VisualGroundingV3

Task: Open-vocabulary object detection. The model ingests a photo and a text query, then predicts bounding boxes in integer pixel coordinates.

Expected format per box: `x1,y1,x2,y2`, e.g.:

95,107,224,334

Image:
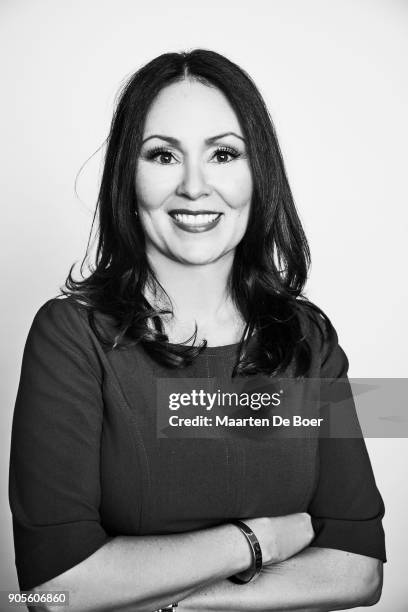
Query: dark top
9,297,386,591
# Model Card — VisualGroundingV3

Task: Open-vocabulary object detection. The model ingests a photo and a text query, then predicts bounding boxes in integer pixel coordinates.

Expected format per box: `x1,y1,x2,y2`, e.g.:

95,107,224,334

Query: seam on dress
238,440,246,517
75,305,150,534
300,366,323,510
103,374,151,533
225,434,231,515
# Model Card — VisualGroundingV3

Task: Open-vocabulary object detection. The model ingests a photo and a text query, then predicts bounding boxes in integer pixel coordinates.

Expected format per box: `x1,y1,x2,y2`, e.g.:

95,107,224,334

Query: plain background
1,0,407,610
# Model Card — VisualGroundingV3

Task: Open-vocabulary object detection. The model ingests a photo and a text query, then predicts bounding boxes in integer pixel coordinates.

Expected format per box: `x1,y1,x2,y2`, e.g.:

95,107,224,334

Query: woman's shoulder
29,294,120,358
25,295,102,360
294,298,347,376
295,297,335,342
31,294,89,334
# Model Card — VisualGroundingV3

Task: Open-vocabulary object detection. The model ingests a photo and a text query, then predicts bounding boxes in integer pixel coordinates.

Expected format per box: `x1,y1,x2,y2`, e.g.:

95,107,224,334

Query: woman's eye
211,147,240,163
144,146,241,164
145,148,177,164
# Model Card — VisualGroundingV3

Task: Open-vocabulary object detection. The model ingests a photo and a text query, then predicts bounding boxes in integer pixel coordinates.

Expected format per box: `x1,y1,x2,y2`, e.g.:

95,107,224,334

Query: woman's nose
176,159,211,200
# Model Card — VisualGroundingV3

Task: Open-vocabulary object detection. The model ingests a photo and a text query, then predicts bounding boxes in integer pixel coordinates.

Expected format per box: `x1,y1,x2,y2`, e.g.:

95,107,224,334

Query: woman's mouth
168,210,222,233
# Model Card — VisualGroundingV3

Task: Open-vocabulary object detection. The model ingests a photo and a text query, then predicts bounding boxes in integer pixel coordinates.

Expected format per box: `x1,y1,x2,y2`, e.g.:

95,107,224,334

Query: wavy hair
60,48,335,377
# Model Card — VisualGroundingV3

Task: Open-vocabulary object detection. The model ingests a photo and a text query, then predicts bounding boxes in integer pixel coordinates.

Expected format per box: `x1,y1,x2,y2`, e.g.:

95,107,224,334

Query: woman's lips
168,211,222,233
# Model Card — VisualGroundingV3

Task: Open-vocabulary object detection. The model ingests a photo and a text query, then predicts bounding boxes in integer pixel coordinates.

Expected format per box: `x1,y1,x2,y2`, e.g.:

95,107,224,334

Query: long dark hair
60,48,335,377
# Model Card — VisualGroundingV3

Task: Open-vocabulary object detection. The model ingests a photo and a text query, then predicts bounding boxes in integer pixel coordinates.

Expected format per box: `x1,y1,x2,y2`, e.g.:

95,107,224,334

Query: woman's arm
177,547,383,612
31,513,317,612
31,523,251,612
32,513,316,612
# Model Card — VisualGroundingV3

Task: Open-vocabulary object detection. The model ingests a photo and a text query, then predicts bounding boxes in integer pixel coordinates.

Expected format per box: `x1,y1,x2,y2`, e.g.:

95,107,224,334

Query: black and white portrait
2,2,407,611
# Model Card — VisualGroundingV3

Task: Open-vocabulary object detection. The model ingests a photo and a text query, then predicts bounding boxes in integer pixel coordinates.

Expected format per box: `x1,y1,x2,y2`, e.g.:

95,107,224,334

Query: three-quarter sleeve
308,318,386,562
9,299,111,591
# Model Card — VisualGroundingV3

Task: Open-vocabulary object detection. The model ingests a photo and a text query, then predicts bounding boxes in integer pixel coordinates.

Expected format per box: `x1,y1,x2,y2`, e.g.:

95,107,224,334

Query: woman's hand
242,513,315,565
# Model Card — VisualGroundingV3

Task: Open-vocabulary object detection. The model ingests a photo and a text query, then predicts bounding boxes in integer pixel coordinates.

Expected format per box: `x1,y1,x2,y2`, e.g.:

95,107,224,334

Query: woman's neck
144,249,245,344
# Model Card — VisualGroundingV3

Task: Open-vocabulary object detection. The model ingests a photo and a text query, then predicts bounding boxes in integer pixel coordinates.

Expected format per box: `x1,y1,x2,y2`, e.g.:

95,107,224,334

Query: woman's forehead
142,79,244,140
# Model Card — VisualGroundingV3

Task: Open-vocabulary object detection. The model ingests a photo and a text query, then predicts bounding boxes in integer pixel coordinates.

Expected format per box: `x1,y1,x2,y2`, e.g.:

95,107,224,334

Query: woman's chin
171,248,227,266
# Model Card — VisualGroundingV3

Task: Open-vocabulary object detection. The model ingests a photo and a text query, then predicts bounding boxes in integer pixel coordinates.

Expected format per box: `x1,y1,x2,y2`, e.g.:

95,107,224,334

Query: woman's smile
168,210,223,233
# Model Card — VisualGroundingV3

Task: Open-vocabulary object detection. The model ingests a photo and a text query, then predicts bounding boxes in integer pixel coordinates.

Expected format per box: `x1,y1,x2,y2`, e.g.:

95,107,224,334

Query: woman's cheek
218,169,253,210
135,165,177,210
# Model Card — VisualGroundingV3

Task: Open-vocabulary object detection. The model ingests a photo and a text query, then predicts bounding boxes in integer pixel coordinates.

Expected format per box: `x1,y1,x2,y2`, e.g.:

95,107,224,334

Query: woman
9,49,385,611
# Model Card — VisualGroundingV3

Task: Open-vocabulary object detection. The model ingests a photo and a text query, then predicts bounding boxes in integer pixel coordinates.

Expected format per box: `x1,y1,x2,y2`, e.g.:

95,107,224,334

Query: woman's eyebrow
141,132,246,145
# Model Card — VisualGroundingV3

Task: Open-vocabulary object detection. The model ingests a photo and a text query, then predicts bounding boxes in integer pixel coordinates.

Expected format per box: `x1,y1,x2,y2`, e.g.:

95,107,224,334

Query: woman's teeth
172,213,220,225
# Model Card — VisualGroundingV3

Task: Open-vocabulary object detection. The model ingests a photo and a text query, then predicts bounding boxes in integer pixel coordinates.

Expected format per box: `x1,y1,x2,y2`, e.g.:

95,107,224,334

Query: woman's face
135,79,253,266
